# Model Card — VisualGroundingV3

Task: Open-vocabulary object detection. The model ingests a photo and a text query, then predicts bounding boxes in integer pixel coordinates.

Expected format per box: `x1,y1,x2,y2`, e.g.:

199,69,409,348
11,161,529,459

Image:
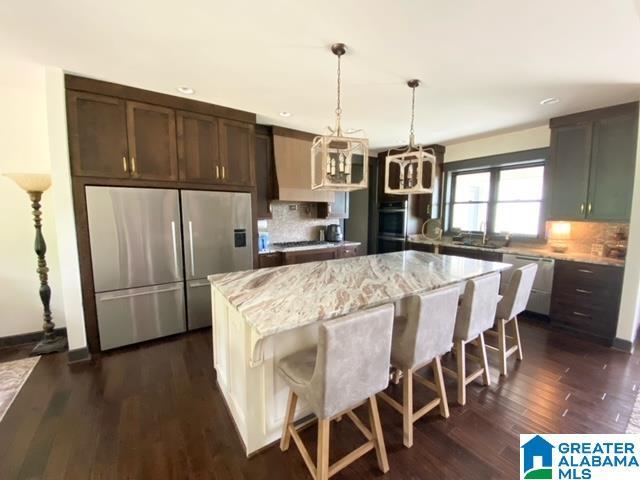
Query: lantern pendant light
384,79,436,195
311,43,369,191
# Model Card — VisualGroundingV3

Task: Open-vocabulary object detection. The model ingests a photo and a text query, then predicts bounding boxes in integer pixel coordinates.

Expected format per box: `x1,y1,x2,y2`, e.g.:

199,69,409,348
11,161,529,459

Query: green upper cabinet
547,102,638,222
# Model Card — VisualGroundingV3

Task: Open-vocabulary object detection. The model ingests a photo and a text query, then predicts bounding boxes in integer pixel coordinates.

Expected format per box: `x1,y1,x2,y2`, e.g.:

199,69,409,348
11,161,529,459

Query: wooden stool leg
402,367,414,448
498,318,508,376
368,395,390,473
457,340,466,406
513,315,524,361
478,332,491,386
317,418,330,480
433,356,449,418
280,390,297,451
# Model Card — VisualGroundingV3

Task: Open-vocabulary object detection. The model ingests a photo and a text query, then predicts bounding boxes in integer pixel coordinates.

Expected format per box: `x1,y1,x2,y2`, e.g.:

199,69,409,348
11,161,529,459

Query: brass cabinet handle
131,157,137,174
588,203,592,214
269,203,273,213
222,166,226,179
580,203,585,214
122,156,128,173
578,268,594,274
216,165,220,179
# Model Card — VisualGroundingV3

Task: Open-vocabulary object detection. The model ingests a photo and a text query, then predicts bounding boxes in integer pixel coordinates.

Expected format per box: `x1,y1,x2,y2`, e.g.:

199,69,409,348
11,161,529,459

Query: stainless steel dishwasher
501,254,555,315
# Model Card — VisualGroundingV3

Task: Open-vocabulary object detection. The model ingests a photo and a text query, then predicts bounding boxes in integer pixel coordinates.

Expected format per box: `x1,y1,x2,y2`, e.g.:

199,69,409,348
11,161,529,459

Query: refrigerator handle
171,221,179,275
188,221,195,277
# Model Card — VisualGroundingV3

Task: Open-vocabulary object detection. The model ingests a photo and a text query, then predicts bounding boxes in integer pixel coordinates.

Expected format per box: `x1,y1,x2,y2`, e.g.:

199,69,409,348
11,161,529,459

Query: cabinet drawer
258,252,283,268
552,260,623,292
338,245,360,258
550,303,617,338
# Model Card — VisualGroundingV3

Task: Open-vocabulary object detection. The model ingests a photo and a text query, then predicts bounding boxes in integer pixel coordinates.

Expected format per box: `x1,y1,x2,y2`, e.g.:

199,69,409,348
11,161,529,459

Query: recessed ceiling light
177,86,195,95
540,97,560,105
279,111,292,117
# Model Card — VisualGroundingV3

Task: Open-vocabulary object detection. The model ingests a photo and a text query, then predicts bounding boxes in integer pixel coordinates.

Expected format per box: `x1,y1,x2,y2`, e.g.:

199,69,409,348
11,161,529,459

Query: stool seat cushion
278,347,317,390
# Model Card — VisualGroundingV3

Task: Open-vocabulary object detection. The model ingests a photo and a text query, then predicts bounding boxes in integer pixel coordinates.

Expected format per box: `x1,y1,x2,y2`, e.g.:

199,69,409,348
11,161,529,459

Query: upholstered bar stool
443,273,501,406
378,285,460,448
486,264,537,376
278,304,394,480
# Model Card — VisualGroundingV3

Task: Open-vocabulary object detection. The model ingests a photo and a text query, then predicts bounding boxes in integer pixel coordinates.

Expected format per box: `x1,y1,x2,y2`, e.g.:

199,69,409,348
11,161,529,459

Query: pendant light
384,79,436,195
311,43,368,191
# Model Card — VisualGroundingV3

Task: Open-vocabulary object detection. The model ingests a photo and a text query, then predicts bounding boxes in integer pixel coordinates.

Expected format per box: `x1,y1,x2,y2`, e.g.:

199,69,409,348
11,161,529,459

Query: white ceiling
1,0,639,149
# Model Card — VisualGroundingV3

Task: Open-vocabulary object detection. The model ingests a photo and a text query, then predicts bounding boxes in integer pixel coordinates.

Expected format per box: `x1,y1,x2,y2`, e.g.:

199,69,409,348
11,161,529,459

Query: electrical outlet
288,204,298,211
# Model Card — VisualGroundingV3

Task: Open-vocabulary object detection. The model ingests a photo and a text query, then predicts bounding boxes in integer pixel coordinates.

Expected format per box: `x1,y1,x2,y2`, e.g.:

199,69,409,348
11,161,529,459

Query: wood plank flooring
1,317,639,479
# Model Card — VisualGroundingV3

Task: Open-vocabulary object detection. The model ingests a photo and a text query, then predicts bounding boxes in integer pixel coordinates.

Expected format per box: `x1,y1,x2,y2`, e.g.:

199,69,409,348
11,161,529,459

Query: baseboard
0,327,67,349
611,337,635,354
67,346,91,364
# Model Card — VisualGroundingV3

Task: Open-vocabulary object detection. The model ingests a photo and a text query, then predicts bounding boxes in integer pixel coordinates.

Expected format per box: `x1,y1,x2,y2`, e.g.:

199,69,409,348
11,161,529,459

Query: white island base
212,287,320,456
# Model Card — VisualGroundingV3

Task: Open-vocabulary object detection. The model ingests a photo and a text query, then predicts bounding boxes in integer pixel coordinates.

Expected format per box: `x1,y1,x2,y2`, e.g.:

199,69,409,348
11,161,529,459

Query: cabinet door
547,124,592,220
255,132,274,219
586,113,638,221
126,101,178,181
318,192,349,219
219,119,255,186
67,91,129,178
177,111,221,184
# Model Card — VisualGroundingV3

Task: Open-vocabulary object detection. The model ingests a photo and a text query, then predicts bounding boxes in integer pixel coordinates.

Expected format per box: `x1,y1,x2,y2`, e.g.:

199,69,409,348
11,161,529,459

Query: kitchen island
208,251,510,455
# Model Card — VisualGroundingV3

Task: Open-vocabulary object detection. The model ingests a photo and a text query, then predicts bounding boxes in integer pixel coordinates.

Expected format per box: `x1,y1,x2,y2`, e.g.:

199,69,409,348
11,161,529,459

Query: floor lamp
3,173,68,355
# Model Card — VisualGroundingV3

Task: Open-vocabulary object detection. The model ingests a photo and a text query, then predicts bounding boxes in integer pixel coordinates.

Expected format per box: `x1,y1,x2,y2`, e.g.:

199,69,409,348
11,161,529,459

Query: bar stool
486,264,537,376
278,304,394,480
378,285,460,448
443,273,501,406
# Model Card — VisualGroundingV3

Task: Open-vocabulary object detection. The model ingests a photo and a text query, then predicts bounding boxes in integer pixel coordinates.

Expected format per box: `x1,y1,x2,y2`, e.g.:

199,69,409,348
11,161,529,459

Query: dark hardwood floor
1,317,639,480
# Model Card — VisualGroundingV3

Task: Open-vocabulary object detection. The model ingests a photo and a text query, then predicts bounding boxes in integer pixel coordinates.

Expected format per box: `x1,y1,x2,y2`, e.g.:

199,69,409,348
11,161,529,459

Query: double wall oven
377,201,407,253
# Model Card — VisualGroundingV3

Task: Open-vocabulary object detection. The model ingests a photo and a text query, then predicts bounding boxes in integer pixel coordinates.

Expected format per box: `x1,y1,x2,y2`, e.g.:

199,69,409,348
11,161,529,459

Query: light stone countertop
407,235,625,268
209,251,511,345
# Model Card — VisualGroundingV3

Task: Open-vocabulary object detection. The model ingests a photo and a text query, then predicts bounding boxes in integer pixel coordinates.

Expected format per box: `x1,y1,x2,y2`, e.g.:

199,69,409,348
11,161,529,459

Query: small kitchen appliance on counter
325,224,343,242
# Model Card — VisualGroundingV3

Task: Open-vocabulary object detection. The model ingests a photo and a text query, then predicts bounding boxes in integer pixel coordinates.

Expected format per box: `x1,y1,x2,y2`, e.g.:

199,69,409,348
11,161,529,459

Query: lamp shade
3,173,51,193
549,221,571,240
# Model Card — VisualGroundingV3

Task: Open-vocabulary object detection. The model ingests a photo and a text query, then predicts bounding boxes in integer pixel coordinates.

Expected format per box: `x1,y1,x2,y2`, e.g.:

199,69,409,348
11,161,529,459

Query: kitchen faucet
480,221,488,245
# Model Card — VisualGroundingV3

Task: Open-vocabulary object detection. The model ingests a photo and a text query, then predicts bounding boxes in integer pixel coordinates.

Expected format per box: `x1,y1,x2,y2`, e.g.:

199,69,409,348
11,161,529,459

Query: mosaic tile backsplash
259,202,340,243
544,221,629,255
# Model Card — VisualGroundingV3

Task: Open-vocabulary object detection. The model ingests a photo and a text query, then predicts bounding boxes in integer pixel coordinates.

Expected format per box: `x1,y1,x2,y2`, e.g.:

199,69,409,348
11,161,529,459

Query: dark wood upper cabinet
546,123,592,220
317,192,349,219
586,112,638,221
67,91,129,178
126,101,178,181
177,111,221,184
255,127,275,219
219,119,255,187
547,102,638,222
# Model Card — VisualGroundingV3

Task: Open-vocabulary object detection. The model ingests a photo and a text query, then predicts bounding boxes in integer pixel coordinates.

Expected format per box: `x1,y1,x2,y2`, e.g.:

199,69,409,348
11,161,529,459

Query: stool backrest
454,273,500,341
310,304,394,419
396,285,460,369
497,264,538,320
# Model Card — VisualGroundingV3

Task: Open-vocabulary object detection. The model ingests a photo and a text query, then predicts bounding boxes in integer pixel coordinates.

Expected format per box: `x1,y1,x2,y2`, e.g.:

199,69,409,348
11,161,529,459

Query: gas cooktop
272,240,330,248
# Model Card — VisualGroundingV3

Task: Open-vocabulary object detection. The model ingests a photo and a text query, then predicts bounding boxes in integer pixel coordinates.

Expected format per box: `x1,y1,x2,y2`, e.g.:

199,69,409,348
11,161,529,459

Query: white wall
0,57,66,336
444,125,550,162
615,101,640,346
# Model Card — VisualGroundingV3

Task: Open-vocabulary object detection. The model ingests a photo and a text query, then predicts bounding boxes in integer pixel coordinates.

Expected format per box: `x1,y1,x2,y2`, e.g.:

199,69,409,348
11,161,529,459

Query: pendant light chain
335,53,342,134
409,84,416,147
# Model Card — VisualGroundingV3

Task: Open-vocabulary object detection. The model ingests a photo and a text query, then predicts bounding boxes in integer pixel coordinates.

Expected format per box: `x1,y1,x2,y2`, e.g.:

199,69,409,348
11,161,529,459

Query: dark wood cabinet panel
587,113,638,221
67,91,129,178
550,260,623,340
258,252,282,268
126,101,178,181
406,242,436,253
177,111,221,184
546,123,592,220
338,245,360,258
219,119,255,187
318,192,349,219
255,129,275,219
283,248,338,265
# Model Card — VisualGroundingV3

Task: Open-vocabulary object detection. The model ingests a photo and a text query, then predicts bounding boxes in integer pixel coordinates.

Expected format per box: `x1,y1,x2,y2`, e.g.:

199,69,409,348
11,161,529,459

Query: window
447,163,545,237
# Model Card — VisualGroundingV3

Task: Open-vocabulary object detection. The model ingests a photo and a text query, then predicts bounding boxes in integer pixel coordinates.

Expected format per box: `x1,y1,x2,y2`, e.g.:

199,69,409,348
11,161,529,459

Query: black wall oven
377,201,407,253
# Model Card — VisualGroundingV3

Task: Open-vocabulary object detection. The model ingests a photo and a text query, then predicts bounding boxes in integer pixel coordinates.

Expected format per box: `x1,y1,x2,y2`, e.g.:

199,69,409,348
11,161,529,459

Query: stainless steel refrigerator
86,186,252,350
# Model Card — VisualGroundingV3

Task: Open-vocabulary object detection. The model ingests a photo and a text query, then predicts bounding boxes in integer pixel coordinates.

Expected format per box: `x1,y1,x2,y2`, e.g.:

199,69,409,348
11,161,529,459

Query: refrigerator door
181,190,252,329
186,279,213,329
86,186,183,292
181,190,253,280
95,282,186,350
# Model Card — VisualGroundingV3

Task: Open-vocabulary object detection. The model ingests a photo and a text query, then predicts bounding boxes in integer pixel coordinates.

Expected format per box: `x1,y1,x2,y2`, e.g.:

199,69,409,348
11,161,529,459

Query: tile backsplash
259,202,339,243
544,221,629,255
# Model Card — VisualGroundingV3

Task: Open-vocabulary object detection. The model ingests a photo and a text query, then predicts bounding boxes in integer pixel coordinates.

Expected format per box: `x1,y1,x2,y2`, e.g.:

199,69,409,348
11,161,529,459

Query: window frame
444,148,548,241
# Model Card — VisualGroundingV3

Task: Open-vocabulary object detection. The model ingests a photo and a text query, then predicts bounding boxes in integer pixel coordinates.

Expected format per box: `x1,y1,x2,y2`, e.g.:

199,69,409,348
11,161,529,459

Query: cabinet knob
122,156,128,173
216,165,220,179
131,157,137,175
222,166,226,179
580,203,585,214
588,203,592,214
